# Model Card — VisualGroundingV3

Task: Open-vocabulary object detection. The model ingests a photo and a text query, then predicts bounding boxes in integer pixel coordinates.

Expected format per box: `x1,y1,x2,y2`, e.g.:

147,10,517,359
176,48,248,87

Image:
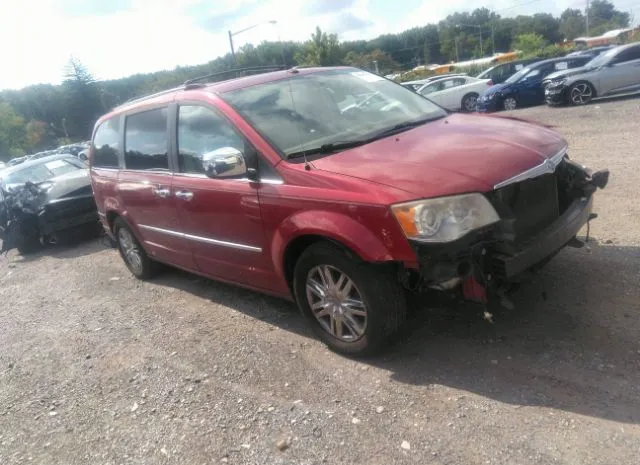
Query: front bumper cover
493,195,592,279
545,84,569,105
407,167,609,294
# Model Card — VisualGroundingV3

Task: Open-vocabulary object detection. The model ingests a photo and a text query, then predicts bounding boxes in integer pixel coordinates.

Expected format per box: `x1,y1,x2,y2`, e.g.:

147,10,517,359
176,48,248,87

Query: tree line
0,0,633,160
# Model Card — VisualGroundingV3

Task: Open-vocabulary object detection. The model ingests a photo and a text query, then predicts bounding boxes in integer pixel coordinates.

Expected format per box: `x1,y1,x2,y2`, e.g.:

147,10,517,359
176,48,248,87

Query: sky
0,0,635,90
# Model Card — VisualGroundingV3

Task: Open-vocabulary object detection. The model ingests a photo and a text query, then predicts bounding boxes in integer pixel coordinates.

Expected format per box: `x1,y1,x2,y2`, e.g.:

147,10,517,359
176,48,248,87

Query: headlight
486,93,497,100
391,193,500,243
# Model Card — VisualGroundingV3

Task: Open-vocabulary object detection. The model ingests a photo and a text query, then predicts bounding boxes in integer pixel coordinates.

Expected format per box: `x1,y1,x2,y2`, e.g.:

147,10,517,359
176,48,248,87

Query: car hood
311,113,567,199
46,168,92,201
545,66,590,82
483,82,513,96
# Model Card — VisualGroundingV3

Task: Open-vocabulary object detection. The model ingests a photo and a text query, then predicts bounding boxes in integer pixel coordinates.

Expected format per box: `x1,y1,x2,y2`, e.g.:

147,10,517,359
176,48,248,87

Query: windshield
505,66,532,84
221,69,447,158
585,47,618,69
2,158,83,186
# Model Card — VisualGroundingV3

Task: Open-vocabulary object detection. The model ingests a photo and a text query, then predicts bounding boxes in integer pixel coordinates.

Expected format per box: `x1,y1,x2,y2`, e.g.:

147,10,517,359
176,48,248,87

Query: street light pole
228,20,278,66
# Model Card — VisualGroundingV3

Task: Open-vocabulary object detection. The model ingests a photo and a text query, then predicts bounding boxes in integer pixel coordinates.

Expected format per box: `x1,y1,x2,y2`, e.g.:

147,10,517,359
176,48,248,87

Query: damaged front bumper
404,160,609,303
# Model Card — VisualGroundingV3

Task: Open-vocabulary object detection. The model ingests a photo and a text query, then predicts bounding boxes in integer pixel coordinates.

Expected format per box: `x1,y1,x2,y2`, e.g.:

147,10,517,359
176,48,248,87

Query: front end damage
0,182,99,254
401,155,609,308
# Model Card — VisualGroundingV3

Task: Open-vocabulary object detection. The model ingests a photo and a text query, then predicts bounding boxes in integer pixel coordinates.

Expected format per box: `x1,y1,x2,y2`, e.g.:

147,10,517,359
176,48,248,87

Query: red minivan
89,66,609,356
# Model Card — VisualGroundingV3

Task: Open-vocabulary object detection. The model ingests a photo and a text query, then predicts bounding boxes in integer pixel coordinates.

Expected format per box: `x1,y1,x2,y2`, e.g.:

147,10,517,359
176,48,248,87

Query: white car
417,76,494,112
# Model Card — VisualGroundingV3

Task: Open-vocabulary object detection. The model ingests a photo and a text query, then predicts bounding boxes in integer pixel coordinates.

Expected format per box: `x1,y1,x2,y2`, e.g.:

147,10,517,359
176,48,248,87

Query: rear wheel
503,96,518,111
461,93,479,112
569,82,595,105
114,218,159,279
293,242,406,357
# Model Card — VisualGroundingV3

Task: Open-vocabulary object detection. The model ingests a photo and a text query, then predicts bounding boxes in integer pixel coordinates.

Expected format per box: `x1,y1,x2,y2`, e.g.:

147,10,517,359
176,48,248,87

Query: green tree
24,120,56,153
295,27,342,66
588,0,630,29
512,33,548,56
0,102,26,161
62,58,104,140
560,9,586,40
343,49,399,74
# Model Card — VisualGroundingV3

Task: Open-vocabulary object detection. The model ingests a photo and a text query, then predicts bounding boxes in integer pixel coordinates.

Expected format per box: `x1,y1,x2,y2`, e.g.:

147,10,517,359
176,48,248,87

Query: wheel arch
274,211,400,290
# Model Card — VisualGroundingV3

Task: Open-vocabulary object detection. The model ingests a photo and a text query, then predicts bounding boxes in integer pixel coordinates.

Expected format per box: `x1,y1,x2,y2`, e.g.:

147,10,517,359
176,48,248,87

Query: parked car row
4,142,91,169
409,42,640,113
87,65,609,356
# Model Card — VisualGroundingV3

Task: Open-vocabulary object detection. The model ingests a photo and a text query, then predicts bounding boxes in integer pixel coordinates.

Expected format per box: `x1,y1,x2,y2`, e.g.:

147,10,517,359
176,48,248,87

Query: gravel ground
1,96,640,465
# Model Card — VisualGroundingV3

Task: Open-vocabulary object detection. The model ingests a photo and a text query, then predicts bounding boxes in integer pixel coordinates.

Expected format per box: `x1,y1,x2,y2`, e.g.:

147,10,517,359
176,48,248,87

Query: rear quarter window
92,117,120,168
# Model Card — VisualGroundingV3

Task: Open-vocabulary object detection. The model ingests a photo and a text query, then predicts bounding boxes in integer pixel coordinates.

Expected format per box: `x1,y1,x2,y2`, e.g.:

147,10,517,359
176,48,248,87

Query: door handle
152,186,171,198
175,190,194,201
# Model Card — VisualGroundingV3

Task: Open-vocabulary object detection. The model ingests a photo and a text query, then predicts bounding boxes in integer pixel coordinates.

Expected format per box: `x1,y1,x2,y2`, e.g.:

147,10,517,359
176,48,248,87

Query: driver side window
612,46,640,64
177,105,244,175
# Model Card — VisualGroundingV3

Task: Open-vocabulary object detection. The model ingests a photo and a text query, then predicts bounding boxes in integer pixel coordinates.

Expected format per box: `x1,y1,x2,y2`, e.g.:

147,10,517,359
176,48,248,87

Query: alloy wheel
305,265,368,342
503,97,517,111
118,228,143,275
570,83,593,105
463,95,478,112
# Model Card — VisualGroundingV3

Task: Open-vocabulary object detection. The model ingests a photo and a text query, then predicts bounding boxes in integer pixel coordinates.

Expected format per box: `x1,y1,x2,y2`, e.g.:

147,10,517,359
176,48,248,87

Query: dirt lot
1,96,640,465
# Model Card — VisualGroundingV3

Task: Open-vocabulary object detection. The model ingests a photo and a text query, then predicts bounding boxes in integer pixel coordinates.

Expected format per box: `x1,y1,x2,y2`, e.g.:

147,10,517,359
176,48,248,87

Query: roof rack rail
116,86,182,109
183,65,287,87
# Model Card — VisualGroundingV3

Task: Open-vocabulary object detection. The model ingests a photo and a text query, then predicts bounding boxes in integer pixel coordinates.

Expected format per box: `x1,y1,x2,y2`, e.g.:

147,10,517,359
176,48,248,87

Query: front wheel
569,82,595,105
293,242,406,357
503,96,518,111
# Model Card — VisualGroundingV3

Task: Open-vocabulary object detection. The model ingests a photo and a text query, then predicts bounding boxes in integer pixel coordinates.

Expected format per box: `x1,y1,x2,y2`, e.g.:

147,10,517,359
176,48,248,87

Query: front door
171,103,272,289
118,106,194,269
601,45,640,96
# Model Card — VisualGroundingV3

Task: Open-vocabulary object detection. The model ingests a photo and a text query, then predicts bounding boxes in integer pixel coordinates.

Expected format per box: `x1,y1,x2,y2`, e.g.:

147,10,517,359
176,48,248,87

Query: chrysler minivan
90,66,608,356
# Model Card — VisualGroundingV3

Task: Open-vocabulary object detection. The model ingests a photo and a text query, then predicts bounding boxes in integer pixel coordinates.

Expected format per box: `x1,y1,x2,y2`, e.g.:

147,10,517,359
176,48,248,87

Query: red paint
462,276,488,303
90,67,568,300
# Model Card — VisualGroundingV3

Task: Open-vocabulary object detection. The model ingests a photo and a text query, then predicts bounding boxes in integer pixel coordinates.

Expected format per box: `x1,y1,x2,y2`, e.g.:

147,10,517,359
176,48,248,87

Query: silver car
544,42,640,106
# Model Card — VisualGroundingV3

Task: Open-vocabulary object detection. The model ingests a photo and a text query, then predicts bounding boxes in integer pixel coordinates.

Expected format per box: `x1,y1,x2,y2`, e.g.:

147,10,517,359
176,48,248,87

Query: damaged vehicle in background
0,154,99,254
91,66,609,356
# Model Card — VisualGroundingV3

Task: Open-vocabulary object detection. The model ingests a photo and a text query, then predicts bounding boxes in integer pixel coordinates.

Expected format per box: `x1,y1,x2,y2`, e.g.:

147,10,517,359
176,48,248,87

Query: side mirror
202,147,247,179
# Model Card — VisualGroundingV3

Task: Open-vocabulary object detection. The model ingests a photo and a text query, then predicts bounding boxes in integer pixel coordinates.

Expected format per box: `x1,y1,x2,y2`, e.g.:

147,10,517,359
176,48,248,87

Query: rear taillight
487,80,493,86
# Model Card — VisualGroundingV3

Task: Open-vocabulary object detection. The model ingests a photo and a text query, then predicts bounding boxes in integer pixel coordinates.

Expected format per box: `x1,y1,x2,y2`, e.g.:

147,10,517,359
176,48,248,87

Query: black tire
461,93,479,112
568,81,595,106
17,233,42,255
113,218,159,279
293,241,406,357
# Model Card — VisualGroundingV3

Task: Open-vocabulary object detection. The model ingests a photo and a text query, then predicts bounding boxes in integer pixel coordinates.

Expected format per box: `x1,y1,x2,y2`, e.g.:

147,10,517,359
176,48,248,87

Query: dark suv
90,66,608,356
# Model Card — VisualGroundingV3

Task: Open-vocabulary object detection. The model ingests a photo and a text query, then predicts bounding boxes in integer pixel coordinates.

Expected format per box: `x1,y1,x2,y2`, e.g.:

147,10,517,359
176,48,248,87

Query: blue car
477,56,593,112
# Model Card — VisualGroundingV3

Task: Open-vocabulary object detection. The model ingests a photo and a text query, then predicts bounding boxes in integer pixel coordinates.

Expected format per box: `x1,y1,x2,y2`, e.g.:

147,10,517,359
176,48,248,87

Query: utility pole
454,37,459,62
228,30,236,65
586,0,590,36
491,25,496,55
373,60,379,74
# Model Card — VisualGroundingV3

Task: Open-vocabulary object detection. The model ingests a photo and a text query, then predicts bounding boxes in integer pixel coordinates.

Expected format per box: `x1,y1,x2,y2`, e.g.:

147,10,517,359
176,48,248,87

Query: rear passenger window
124,108,169,171
177,105,244,174
92,117,120,168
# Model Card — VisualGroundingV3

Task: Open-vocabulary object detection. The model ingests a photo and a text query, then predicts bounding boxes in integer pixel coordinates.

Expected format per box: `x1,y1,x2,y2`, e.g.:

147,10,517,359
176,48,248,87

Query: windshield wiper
366,115,444,140
287,115,444,159
287,140,369,159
